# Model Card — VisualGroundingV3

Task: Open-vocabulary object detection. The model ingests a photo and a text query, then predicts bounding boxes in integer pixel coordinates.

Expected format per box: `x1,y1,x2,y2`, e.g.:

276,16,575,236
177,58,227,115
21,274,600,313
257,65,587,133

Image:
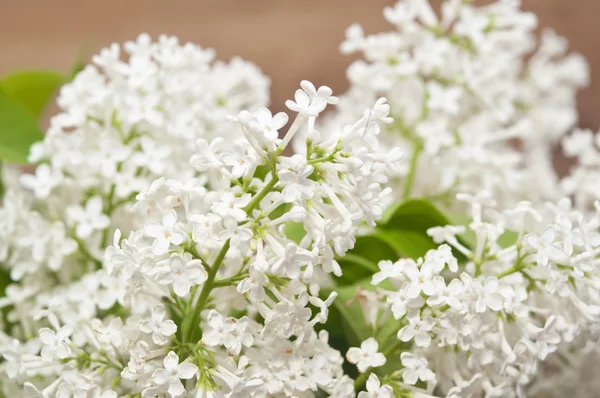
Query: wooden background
0,0,597,129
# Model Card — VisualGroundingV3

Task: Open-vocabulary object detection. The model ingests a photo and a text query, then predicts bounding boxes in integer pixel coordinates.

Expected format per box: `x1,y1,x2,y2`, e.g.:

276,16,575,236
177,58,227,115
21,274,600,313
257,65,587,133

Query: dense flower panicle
0,32,269,282
0,76,400,396
0,35,267,301
349,193,600,397
0,33,269,395
333,0,588,207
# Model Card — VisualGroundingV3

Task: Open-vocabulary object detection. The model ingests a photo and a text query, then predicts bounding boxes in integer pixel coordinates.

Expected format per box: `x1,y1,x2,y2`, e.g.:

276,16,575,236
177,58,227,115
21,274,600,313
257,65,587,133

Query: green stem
67,351,122,371
243,175,279,214
401,140,423,199
307,151,338,165
187,244,210,271
100,162,136,248
497,262,527,279
182,170,279,345
184,239,231,344
212,273,249,288
497,249,527,279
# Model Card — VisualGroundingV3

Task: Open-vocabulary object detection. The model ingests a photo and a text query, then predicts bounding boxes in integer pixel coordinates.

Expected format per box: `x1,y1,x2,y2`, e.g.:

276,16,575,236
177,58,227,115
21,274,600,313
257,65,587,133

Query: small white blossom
144,210,187,255
398,312,434,347
401,352,436,385
525,228,564,267
39,325,73,362
471,277,504,313
358,374,393,398
404,260,436,299
151,352,198,397
346,338,386,372
156,253,208,297
139,306,177,345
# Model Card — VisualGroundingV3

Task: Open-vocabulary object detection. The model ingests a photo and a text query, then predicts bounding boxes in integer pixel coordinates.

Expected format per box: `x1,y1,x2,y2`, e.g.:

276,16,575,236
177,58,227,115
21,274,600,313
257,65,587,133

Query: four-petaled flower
151,351,198,397
211,191,251,222
525,227,564,267
358,374,393,398
202,310,255,356
398,312,435,347
144,210,187,255
472,277,504,313
346,337,386,373
404,261,436,299
39,325,73,362
156,253,208,297
139,306,177,345
401,352,436,385
285,88,327,118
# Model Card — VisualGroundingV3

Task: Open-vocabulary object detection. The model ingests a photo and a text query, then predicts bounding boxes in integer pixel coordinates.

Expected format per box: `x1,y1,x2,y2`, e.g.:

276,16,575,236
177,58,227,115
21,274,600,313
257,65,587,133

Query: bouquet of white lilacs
1,1,600,398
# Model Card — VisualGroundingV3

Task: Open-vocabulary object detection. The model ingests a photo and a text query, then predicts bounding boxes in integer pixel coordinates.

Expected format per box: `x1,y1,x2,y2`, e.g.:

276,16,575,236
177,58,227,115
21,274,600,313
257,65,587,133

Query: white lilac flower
156,253,208,297
331,0,588,207
404,260,436,299
525,227,565,267
56,366,95,397
151,351,198,397
471,277,504,313
144,210,187,255
357,374,393,398
400,352,436,385
139,306,177,345
346,338,387,372
398,312,434,347
39,325,73,362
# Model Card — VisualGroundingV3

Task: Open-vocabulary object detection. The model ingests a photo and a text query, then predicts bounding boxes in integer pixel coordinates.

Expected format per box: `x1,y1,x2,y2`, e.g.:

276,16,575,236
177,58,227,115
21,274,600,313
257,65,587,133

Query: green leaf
374,229,438,260
0,70,64,119
0,88,45,163
326,280,375,347
348,234,398,265
380,198,452,232
335,230,440,285
0,267,10,299
336,253,378,285
0,264,12,332
377,198,468,260
333,199,458,286
253,164,270,181
336,234,398,285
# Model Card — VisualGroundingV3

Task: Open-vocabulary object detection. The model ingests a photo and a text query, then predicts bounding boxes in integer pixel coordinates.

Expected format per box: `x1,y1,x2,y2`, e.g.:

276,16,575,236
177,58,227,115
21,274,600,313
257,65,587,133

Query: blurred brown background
0,0,597,129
